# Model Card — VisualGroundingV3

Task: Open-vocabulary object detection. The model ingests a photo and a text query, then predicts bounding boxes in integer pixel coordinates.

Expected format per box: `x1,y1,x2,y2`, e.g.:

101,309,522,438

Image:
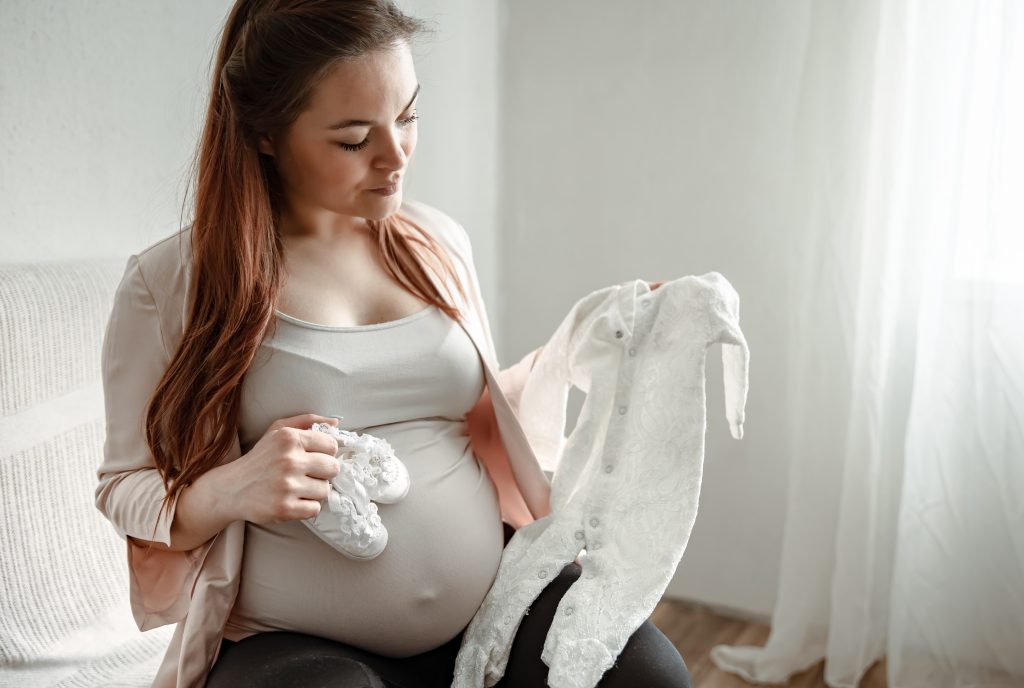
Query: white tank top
223,303,504,656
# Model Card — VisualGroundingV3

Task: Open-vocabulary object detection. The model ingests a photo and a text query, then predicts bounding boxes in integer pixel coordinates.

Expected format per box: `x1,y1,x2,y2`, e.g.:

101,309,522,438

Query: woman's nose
374,131,409,171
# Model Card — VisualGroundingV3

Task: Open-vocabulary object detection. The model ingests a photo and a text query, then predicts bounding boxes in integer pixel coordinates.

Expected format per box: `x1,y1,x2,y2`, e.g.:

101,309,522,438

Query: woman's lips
369,183,398,196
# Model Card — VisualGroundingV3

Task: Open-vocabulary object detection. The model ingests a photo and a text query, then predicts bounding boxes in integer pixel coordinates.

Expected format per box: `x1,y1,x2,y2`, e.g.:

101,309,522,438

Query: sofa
0,257,172,687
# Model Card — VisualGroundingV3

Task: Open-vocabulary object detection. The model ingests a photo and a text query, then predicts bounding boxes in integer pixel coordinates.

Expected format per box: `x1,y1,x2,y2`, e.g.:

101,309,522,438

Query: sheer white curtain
711,1,1024,686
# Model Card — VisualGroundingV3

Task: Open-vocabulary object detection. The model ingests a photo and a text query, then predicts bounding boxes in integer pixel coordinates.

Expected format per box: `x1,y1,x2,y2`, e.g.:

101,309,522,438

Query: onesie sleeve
94,254,218,631
516,300,577,474
703,273,750,440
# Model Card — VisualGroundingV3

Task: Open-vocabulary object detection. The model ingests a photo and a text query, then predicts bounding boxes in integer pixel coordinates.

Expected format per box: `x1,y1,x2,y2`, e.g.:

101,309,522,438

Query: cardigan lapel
446,281,552,528
406,211,552,528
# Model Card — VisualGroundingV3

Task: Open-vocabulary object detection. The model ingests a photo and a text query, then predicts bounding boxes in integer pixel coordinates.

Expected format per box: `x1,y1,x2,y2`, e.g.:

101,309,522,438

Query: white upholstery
0,258,172,687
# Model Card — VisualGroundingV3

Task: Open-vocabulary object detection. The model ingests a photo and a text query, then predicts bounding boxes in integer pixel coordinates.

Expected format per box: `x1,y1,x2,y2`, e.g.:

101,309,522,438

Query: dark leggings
206,523,692,688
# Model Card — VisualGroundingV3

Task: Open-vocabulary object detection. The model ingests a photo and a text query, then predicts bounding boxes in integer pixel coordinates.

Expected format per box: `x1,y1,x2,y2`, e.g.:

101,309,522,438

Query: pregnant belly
227,435,505,657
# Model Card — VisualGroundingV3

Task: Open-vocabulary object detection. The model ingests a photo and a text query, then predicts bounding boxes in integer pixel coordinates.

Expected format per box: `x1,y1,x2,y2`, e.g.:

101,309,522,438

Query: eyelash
337,113,419,152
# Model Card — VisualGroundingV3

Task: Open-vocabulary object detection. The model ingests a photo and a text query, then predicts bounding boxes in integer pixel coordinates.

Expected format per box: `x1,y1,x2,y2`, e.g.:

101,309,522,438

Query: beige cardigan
94,198,553,687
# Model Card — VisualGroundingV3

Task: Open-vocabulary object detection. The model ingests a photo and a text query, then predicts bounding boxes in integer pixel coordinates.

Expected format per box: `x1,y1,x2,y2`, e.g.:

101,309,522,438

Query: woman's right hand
218,413,341,525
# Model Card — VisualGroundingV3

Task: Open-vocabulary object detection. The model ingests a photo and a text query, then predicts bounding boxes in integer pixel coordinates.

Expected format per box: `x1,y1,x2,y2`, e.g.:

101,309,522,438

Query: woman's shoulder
125,200,471,308
133,200,466,271
399,197,471,256
132,224,193,291
136,224,193,265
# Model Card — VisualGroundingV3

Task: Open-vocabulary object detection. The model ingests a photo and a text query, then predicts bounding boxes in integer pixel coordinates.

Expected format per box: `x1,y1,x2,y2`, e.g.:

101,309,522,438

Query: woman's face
258,43,419,233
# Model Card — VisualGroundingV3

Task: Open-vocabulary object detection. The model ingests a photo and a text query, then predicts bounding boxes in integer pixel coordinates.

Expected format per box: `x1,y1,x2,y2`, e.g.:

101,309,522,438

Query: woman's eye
337,112,419,152
338,140,370,152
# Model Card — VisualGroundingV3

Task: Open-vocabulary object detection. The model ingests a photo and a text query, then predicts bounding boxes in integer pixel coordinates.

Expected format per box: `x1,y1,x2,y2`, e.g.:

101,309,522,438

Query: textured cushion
0,258,173,686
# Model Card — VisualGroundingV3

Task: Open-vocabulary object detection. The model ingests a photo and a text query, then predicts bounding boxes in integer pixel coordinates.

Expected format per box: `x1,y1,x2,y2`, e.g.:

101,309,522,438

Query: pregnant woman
94,1,691,686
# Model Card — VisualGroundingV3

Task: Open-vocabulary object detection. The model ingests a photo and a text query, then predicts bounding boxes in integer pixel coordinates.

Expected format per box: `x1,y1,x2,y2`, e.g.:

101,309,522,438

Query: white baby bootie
311,421,411,504
301,421,411,561
302,466,388,561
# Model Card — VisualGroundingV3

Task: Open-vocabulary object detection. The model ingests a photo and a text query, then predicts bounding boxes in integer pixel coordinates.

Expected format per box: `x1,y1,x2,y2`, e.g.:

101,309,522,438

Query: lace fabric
452,272,750,688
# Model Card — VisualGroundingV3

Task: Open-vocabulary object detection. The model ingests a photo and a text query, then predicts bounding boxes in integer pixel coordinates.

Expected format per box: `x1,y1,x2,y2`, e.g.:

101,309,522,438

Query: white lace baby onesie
451,272,750,688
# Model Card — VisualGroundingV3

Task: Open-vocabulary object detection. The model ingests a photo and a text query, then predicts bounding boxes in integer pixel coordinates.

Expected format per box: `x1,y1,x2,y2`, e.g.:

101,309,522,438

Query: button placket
604,303,638,486
594,285,643,506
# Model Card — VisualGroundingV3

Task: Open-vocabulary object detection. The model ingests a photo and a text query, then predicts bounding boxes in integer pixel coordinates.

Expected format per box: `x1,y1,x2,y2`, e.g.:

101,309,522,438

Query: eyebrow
327,83,421,130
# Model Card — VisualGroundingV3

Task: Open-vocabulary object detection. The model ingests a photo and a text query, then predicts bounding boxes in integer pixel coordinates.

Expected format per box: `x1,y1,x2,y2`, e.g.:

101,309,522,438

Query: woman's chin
364,191,403,218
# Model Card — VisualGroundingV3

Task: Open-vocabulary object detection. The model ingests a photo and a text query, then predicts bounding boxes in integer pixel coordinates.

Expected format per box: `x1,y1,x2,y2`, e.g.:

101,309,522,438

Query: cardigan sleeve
94,254,218,631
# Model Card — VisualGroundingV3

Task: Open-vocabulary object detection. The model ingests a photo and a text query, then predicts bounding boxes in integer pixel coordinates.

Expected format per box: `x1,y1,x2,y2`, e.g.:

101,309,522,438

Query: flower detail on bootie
367,436,401,486
311,422,411,504
328,491,384,549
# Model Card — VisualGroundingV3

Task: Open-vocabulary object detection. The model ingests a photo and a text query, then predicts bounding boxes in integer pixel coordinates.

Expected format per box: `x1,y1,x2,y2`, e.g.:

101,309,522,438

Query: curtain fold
710,1,1024,686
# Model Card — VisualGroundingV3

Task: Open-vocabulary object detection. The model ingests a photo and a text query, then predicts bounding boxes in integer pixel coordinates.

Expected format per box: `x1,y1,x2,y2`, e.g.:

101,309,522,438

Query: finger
274,413,340,432
294,475,333,503
304,453,342,481
297,429,340,457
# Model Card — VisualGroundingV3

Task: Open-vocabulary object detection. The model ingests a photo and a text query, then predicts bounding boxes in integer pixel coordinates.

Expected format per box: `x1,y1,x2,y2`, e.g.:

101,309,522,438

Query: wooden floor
650,598,888,688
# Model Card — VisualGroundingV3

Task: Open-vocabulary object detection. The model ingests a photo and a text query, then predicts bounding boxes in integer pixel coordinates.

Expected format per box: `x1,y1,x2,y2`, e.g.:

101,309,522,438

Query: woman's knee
208,654,386,688
599,619,692,688
506,564,691,688
206,632,389,688
539,567,690,687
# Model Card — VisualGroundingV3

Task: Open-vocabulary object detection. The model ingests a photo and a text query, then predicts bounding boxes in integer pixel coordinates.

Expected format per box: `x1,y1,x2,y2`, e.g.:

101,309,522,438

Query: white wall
398,0,503,346
0,0,234,262
497,1,810,619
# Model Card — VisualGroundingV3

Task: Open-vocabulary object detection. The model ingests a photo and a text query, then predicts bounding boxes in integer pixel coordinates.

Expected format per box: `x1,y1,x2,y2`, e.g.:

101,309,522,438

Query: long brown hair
142,0,467,546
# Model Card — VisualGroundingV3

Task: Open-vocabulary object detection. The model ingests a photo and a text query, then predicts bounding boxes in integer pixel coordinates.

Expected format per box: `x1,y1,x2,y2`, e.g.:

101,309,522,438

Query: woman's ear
258,134,275,157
